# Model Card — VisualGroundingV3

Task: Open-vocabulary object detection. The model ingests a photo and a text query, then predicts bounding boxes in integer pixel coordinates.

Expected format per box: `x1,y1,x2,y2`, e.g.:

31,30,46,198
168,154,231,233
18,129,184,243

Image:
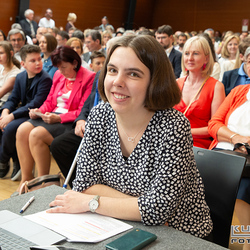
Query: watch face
90,199,99,211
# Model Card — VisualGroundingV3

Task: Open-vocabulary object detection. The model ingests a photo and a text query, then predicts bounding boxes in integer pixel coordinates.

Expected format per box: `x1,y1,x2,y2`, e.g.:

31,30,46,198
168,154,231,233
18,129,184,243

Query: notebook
0,210,66,248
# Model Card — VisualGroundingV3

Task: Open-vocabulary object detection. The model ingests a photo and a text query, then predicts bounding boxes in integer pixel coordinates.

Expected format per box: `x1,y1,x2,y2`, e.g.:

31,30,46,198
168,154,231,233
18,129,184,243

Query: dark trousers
0,117,28,163
50,129,82,188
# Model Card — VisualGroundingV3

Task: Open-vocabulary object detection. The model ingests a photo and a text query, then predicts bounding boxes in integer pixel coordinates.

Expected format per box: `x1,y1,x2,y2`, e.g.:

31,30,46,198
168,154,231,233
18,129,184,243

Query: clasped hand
0,113,14,131
29,108,61,124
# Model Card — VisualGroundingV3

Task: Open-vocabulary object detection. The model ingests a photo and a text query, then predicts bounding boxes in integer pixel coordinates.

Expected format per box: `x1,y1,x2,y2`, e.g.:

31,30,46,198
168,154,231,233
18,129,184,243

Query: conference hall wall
1,0,250,37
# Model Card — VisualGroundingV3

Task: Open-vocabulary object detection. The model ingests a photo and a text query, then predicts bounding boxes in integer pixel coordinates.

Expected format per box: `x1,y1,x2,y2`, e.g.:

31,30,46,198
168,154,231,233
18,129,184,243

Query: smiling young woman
47,35,213,239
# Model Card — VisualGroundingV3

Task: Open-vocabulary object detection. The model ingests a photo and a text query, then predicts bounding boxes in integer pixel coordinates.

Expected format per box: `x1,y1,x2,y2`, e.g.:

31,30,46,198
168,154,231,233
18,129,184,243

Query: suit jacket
168,48,182,79
83,48,107,63
222,68,239,96
74,71,101,126
2,70,52,119
19,19,38,38
39,67,95,123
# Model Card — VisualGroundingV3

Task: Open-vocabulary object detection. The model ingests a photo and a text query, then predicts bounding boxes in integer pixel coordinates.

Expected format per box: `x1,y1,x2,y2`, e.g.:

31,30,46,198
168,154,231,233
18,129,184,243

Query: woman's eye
108,68,117,73
130,72,139,77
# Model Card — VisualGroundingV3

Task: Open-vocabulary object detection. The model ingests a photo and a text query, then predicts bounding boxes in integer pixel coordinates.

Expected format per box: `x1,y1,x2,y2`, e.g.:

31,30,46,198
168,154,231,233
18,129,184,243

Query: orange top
208,84,250,149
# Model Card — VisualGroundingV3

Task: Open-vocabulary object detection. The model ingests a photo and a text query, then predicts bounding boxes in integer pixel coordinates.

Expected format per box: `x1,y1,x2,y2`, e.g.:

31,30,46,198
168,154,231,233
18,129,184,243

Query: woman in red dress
174,36,225,148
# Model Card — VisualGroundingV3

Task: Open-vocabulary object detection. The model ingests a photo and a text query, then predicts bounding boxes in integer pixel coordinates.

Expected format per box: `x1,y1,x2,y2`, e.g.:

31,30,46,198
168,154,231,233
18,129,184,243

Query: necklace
119,122,145,143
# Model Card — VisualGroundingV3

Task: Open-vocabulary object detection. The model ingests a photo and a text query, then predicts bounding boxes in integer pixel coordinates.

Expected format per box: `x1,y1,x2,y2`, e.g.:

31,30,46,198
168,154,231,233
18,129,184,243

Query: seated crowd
1,7,250,247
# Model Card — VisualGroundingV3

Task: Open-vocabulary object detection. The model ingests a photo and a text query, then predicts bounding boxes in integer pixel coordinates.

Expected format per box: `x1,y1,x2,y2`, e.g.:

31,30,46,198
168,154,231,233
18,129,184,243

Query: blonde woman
66,37,91,71
218,34,240,81
174,36,225,149
102,30,112,50
65,13,77,33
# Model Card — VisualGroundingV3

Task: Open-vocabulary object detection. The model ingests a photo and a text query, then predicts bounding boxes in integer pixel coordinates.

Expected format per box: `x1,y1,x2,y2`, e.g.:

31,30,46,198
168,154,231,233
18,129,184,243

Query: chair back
193,147,246,248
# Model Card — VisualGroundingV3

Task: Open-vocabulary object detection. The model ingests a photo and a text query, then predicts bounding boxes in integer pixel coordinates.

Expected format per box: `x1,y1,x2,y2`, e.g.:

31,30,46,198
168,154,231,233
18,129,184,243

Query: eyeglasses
10,38,23,42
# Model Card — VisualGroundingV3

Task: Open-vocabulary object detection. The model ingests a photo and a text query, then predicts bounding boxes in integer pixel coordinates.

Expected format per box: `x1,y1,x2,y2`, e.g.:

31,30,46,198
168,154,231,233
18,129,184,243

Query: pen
20,196,35,213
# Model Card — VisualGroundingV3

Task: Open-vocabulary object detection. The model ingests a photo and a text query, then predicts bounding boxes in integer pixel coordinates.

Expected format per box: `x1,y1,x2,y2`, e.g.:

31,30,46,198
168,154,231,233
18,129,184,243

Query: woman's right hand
29,108,43,119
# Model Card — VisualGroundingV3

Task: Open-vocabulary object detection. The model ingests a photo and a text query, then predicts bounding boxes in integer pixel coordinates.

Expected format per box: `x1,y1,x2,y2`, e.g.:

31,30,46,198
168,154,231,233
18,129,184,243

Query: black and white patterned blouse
73,103,213,238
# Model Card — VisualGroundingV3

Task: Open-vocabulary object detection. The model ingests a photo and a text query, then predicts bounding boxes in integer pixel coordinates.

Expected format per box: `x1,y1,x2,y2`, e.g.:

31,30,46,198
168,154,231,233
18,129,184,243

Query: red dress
174,76,217,149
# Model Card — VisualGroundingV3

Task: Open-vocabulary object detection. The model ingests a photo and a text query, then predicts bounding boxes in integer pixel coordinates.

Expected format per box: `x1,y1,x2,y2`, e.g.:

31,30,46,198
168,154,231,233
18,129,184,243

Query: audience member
155,25,182,78
65,13,77,33
56,31,69,46
83,30,106,63
0,41,21,107
50,71,101,187
99,16,114,32
47,35,212,239
39,33,58,78
19,9,38,43
35,27,47,45
66,37,91,70
0,44,52,180
199,33,221,80
11,23,32,45
38,8,55,28
215,30,234,56
116,27,124,37
0,30,6,41
7,29,26,62
222,46,250,96
218,34,240,81
47,27,59,37
123,30,136,36
68,27,76,38
105,25,115,36
208,84,250,250
89,51,106,73
175,32,187,52
102,30,112,50
71,29,84,43
137,29,154,37
15,46,95,193
174,36,225,149
234,37,250,69
240,31,249,41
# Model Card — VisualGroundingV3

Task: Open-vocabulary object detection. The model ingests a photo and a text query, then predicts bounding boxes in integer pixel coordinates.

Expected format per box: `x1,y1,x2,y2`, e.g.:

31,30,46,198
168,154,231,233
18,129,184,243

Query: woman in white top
0,41,21,107
218,34,240,81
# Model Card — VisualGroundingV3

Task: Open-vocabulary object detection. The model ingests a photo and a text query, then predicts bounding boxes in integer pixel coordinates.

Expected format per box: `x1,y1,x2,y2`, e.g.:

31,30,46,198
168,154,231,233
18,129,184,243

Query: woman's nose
113,74,124,87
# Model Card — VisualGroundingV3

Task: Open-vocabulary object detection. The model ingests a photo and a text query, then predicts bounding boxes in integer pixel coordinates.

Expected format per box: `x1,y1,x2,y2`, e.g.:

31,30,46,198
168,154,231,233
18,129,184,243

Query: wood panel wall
0,0,19,36
152,0,250,33
1,0,250,37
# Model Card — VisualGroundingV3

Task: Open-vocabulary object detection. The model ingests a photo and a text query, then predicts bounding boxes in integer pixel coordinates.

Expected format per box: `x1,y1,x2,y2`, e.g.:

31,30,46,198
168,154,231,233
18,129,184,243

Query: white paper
25,211,133,243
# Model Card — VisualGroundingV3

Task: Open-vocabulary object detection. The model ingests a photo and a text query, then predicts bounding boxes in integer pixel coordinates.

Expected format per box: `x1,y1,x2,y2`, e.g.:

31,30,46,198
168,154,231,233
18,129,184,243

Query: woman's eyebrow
107,62,144,75
125,68,144,75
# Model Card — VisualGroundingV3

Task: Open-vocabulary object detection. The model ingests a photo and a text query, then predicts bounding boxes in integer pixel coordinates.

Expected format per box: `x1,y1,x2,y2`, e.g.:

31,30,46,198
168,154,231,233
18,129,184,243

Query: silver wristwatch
88,195,100,213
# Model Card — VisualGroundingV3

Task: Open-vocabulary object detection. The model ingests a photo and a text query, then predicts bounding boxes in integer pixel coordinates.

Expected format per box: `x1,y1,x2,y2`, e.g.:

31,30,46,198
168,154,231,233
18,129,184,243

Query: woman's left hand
47,190,92,214
41,112,61,124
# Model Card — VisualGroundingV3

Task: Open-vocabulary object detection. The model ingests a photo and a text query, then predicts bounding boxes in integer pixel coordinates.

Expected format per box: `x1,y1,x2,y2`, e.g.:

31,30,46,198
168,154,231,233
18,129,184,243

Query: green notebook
105,228,157,250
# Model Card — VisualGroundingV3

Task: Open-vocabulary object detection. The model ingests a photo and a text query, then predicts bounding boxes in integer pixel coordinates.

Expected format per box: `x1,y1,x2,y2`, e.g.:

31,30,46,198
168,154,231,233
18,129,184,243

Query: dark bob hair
51,46,82,72
98,35,181,111
42,33,57,53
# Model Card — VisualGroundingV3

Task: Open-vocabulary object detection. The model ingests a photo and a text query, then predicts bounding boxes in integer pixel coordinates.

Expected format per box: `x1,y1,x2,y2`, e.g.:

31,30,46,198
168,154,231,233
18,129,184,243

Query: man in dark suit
0,45,52,180
83,30,106,64
19,9,38,44
222,45,250,95
50,71,101,187
155,25,182,78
